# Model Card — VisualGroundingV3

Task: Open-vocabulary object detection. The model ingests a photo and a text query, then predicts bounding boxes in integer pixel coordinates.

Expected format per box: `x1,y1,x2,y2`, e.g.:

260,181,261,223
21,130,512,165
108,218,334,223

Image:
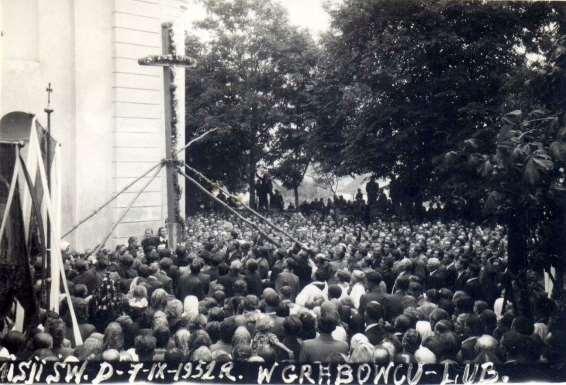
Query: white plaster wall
3,0,80,245
2,0,115,250
73,0,114,249
1,0,189,249
111,0,189,245
112,0,164,244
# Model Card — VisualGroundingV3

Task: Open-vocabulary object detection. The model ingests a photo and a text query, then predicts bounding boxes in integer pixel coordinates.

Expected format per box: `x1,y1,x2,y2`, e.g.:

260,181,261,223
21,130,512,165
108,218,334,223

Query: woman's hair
150,289,168,310
255,315,273,333
2,331,26,355
232,344,252,361
190,346,212,362
349,343,375,363
298,312,317,340
191,330,212,350
103,322,124,351
232,326,252,346
165,299,184,321
350,333,370,350
132,284,147,299
45,317,66,349
173,328,191,354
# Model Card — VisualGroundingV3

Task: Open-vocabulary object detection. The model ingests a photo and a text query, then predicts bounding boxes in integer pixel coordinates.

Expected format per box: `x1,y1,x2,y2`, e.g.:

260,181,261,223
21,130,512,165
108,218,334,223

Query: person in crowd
365,176,379,208
3,209,563,366
256,172,273,211
299,306,348,363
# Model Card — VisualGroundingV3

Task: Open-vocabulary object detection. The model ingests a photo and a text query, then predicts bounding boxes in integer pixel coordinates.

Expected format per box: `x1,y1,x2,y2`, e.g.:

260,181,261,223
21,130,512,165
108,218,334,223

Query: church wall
112,0,164,244
2,0,87,248
1,0,189,249
73,0,115,250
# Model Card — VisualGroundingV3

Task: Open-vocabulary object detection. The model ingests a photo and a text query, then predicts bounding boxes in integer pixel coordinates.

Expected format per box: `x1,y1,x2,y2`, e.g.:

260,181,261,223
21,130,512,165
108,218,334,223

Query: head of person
191,330,212,350
153,325,170,349
232,344,252,361
318,313,338,335
372,346,391,365
366,271,383,290
401,329,421,354
350,342,375,363
512,316,534,336
365,301,384,324
173,329,191,354
134,335,156,361
190,346,212,362
298,312,317,340
328,285,343,300
103,322,124,351
220,318,237,344
350,333,370,351
414,346,437,364
480,309,498,335
283,315,302,339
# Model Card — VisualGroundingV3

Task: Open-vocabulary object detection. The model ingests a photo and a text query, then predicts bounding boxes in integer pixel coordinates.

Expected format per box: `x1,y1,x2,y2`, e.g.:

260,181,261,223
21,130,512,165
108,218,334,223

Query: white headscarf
183,295,199,319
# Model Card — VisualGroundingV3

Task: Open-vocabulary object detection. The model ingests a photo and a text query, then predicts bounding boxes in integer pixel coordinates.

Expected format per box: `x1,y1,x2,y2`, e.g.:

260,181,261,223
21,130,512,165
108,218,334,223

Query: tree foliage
310,0,556,216
439,5,566,310
185,0,318,211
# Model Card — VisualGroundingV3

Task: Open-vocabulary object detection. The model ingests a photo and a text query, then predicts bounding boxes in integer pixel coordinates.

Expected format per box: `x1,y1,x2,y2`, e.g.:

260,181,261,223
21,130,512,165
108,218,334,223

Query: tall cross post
43,82,54,307
138,24,191,249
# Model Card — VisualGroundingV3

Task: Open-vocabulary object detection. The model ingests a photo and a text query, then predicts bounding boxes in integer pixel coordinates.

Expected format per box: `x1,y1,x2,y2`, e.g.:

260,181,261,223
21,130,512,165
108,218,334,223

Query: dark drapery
0,143,38,330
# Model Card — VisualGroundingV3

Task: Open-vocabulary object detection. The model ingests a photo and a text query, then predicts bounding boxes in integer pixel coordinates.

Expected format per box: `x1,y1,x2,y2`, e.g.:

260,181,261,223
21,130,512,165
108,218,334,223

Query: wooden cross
138,24,191,249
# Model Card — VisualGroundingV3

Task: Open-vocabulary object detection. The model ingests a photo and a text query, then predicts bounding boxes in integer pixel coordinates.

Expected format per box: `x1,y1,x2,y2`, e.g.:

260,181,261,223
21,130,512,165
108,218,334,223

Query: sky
185,0,332,39
281,0,331,37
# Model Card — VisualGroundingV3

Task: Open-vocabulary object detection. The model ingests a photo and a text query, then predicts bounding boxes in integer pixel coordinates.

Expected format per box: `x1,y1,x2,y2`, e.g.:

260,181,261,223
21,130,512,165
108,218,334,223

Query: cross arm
138,54,192,67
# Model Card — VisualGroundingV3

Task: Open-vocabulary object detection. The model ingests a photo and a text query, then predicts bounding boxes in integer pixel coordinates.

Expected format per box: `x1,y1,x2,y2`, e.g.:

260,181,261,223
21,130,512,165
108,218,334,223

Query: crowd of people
214,175,390,222
1,211,564,366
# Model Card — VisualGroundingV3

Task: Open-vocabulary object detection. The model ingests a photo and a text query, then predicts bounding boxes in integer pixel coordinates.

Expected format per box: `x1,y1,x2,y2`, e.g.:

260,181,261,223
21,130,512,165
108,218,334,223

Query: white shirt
349,282,366,309
295,282,327,307
416,320,434,341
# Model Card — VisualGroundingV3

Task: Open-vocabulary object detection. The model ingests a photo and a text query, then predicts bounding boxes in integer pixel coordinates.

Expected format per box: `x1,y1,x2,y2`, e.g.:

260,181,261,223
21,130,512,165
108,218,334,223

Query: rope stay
177,167,283,249
91,164,164,255
61,128,218,238
183,161,310,252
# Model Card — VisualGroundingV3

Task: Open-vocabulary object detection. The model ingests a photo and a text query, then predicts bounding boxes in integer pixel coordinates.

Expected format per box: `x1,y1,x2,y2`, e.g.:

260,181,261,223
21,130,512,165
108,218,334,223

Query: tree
185,0,318,210
440,4,565,313
309,165,339,197
444,109,561,316
310,0,555,217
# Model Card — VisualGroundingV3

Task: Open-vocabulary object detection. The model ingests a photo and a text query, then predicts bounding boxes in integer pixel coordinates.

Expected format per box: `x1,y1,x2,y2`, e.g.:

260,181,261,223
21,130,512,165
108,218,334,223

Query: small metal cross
45,83,53,109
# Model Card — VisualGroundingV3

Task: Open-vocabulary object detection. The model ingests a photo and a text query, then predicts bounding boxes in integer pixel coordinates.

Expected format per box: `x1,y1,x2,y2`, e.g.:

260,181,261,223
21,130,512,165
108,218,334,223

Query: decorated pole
138,23,191,249
43,83,53,307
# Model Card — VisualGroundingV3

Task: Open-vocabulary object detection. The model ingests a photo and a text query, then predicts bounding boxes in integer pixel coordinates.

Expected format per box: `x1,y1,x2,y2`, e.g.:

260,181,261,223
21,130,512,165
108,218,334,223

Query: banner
0,361,563,384
0,143,38,330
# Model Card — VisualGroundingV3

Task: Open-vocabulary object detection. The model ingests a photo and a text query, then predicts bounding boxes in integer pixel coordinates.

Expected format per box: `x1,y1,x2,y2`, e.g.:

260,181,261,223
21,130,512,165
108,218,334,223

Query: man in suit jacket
299,312,348,362
359,271,404,322
176,260,208,300
364,301,391,345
